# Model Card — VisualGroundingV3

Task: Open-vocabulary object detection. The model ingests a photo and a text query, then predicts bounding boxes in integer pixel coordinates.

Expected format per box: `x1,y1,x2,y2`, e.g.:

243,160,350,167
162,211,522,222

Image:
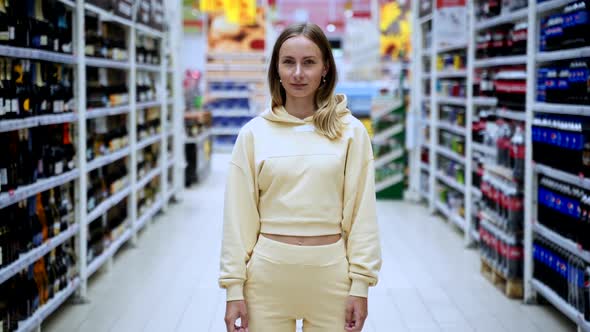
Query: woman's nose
294,63,302,77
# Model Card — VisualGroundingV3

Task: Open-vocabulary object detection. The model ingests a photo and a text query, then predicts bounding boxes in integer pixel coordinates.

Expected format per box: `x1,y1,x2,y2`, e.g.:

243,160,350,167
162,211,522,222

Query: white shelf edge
471,228,481,242
58,0,75,7
475,7,529,31
87,187,132,224
375,173,404,192
420,190,429,200
436,146,466,164
472,187,483,198
87,147,131,172
537,0,573,14
137,100,162,109
534,222,590,263
87,228,133,278
136,24,164,39
207,76,266,83
437,96,467,106
211,109,254,117
167,158,176,169
206,63,266,71
375,149,404,168
208,91,251,99
422,49,432,56
534,102,590,116
473,97,498,106
0,224,79,285
474,55,527,68
86,104,130,118
435,201,466,231
485,164,516,181
496,109,526,121
136,63,161,72
137,166,162,190
185,129,212,145
136,134,162,150
135,197,164,232
436,171,466,193
530,279,590,329
16,277,80,332
211,127,241,136
207,52,266,60
535,163,590,190
373,123,404,143
0,169,79,210
537,46,590,63
420,162,430,172
165,188,175,202
0,45,76,64
438,122,466,136
472,142,497,156
436,69,467,78
0,113,78,133
479,211,518,243
419,14,433,24
437,43,468,54
86,57,130,70
84,3,134,27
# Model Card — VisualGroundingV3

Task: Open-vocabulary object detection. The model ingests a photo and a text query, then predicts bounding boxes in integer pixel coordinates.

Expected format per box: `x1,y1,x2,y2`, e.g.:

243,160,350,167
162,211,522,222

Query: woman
219,22,382,332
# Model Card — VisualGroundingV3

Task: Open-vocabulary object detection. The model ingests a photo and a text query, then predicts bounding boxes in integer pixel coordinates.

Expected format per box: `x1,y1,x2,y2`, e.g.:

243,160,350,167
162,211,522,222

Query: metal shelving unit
0,1,184,331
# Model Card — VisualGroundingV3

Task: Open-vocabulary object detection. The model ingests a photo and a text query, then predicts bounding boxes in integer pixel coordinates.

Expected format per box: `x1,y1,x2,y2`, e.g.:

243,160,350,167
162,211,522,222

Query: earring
322,76,326,83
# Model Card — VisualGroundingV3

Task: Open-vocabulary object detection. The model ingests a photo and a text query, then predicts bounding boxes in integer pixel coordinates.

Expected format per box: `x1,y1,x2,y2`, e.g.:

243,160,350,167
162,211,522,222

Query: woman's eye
304,60,315,65
282,60,294,64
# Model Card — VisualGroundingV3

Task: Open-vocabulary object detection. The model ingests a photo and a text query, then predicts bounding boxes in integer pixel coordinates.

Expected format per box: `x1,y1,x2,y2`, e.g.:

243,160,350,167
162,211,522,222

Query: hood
261,94,351,125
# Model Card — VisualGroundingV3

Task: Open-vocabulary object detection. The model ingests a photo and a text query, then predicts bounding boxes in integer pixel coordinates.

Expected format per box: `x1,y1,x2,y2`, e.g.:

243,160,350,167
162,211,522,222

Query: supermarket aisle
44,154,576,332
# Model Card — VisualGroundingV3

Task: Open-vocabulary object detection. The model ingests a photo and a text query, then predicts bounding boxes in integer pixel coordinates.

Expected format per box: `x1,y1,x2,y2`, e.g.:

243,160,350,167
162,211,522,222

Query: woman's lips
291,83,307,89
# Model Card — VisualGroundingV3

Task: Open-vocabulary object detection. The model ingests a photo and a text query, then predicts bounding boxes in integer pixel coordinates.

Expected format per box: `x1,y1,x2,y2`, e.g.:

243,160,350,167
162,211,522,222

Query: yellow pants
244,235,351,332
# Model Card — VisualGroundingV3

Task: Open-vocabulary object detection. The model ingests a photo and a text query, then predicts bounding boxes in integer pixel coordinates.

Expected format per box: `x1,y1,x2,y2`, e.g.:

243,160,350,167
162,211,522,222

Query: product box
151,0,165,31
137,0,151,26
112,0,133,20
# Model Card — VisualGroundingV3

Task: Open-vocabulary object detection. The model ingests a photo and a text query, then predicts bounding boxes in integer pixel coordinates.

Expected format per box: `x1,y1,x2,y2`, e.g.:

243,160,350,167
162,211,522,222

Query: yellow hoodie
219,94,382,301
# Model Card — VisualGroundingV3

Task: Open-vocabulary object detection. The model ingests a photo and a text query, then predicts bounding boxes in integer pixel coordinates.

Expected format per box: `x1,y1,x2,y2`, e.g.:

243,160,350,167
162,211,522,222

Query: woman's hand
225,300,249,332
345,296,368,331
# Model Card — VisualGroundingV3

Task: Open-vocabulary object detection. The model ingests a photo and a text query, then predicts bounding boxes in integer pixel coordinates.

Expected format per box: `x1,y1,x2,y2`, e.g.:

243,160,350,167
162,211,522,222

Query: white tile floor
44,154,577,332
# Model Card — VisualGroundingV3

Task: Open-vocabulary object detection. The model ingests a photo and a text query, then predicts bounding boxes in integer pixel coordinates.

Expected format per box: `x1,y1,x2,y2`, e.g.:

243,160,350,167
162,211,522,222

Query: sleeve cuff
349,279,370,298
225,283,245,302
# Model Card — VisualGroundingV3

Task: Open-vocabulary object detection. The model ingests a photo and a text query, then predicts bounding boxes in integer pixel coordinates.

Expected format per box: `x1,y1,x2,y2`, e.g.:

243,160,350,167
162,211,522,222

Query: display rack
0,1,184,331
410,0,590,329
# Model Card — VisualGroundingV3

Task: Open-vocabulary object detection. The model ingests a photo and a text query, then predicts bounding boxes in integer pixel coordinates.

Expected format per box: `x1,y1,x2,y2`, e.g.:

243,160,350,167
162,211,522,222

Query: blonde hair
267,23,345,140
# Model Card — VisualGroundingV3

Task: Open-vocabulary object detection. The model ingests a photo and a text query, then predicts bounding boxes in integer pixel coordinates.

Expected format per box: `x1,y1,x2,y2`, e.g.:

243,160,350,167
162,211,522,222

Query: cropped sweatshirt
219,94,382,301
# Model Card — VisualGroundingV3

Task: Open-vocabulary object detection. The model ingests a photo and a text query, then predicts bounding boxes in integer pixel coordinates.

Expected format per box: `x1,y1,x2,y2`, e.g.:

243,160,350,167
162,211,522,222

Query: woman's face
278,35,328,101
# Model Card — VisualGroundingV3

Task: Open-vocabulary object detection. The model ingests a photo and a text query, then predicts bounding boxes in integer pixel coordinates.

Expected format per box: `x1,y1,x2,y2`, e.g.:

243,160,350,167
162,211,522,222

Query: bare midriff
261,233,342,246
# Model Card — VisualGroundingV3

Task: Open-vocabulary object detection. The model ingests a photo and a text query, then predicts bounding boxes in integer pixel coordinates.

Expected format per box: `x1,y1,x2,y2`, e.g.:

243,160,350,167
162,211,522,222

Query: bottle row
475,0,527,20
476,22,528,58
479,173,524,233
476,67,526,111
87,0,165,31
0,240,77,332
537,59,590,105
479,221,524,279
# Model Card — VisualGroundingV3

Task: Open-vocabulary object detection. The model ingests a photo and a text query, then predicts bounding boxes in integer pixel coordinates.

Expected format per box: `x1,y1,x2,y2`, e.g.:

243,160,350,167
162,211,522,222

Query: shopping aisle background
44,154,575,332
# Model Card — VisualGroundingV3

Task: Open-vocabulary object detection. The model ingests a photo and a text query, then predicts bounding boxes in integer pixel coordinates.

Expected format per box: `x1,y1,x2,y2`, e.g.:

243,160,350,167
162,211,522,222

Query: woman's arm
219,128,261,302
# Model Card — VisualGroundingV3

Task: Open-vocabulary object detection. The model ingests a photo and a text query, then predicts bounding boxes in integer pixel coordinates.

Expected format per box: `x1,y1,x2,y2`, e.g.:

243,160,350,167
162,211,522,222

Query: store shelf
437,96,467,106
472,142,497,156
136,24,164,39
87,187,132,224
185,129,212,145
86,57,130,70
537,0,573,14
422,73,432,80
496,108,526,121
16,277,80,332
0,169,79,210
437,43,468,54
534,102,590,116
137,100,161,109
422,48,432,56
206,63,266,71
136,63,161,72
486,164,517,181
87,228,133,278
58,0,75,7
420,189,429,200
537,46,590,63
438,122,466,136
0,224,79,285
471,228,481,242
373,123,404,143
436,171,466,193
375,148,404,168
420,162,430,172
207,76,266,83
137,134,162,150
419,13,433,24
0,45,76,64
534,222,590,263
474,55,527,68
211,109,253,117
208,91,251,99
84,3,134,27
137,166,161,190
535,163,590,190
531,279,590,331
375,173,404,192
472,186,483,198
167,157,176,169
135,197,164,232
480,215,516,242
207,51,266,60
0,113,78,133
473,97,498,106
86,105,130,119
87,147,131,172
435,201,466,231
372,100,404,120
475,7,529,31
436,146,466,164
437,69,467,78
211,127,241,136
